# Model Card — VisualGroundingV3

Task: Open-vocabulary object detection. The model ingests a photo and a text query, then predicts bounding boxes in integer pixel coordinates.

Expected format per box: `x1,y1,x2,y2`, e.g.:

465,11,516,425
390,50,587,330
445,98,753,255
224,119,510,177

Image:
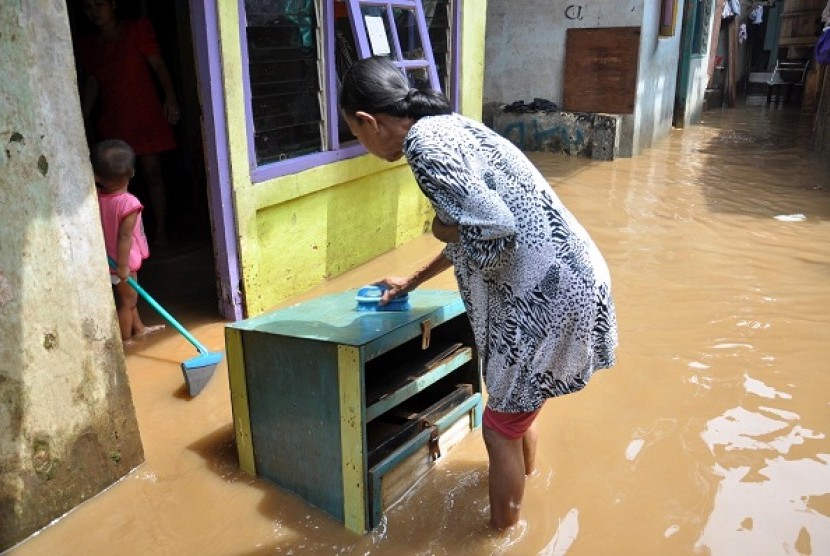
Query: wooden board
563,27,641,114
778,0,825,48
377,415,471,512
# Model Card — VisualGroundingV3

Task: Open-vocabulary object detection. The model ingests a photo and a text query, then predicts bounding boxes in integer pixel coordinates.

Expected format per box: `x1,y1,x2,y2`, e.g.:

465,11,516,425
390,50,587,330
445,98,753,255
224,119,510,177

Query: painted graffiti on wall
501,118,586,153
493,110,621,160
565,5,585,21
560,2,640,27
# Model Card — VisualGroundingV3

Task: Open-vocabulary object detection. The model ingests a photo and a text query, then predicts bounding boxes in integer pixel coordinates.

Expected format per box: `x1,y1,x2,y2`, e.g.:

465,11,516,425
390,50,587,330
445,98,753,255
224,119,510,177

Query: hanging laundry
723,0,741,19
738,23,748,43
750,4,764,24
722,1,734,18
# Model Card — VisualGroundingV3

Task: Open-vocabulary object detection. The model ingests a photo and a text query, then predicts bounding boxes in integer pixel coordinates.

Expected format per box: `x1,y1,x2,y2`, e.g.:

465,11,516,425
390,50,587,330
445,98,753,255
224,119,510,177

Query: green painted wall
217,1,487,316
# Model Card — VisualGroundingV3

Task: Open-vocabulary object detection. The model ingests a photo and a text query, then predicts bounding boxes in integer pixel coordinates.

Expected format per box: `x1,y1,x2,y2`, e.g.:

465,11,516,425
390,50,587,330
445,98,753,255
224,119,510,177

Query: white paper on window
364,15,391,56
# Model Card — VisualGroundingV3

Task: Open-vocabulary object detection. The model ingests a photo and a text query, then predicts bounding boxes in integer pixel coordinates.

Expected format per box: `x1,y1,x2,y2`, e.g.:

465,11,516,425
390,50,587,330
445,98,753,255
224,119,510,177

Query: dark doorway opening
66,0,219,320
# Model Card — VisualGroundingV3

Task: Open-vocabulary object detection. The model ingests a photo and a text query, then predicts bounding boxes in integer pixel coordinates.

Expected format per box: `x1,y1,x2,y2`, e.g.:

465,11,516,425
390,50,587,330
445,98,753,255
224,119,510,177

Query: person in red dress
80,0,180,247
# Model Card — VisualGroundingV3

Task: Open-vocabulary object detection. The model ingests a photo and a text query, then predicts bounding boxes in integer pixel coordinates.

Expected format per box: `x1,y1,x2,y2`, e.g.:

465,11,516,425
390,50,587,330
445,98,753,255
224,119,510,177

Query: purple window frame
238,0,459,184
346,0,440,89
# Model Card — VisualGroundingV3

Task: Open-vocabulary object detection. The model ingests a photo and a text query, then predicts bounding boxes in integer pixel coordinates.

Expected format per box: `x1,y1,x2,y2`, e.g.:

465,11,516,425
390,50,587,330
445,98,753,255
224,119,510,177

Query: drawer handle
421,319,432,350
422,420,441,461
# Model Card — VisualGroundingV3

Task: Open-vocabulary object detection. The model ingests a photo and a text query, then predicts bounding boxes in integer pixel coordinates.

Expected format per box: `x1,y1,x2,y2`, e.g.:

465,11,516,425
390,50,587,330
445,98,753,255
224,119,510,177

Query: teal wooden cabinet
225,289,482,533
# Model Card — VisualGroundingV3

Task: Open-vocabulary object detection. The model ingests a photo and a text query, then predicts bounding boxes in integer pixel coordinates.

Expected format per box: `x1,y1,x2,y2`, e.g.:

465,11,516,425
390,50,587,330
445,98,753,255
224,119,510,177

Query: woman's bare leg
138,153,167,246
483,425,527,530
522,420,539,476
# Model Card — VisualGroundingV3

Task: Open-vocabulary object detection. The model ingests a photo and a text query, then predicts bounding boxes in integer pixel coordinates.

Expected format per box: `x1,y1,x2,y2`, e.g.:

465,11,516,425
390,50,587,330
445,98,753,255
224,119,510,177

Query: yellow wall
218,1,487,316
460,1,486,119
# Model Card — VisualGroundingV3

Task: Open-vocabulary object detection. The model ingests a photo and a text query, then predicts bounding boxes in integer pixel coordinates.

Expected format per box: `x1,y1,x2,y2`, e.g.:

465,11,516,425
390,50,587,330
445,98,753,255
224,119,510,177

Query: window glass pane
659,0,677,36
405,67,431,90
361,5,395,58
392,8,423,60
423,0,450,94
691,0,706,55
245,0,322,165
350,0,442,91
334,7,359,145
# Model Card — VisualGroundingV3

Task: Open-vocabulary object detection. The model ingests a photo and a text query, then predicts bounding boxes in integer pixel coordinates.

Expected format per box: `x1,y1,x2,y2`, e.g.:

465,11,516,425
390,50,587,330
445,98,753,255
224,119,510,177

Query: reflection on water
697,365,830,554
9,101,830,555
538,509,579,556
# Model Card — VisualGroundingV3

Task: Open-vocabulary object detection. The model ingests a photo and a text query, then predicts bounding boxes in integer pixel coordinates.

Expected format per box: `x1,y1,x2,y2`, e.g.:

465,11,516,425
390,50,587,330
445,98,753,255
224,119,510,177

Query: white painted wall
681,57,712,127
484,0,643,106
484,0,691,158
622,0,683,156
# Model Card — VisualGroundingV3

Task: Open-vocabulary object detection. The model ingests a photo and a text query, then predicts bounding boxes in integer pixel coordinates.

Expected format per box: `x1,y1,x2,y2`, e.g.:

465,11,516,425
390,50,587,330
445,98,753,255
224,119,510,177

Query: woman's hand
432,216,459,243
373,276,412,305
148,54,181,125
373,251,453,304
163,97,181,125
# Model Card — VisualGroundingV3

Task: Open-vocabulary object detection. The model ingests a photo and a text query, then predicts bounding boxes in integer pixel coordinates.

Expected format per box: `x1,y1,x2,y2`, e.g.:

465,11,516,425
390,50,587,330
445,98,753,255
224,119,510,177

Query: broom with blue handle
107,256,222,397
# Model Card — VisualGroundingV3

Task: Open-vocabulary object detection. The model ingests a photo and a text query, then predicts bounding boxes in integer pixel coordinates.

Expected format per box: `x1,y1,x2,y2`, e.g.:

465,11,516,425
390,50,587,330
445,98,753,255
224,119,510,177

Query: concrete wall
484,0,688,158
0,1,143,550
217,2,488,316
680,56,712,127
484,0,643,107
621,0,683,156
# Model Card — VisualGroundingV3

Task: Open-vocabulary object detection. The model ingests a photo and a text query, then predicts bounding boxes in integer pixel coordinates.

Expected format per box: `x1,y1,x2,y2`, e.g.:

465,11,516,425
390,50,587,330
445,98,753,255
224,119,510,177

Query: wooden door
778,0,824,52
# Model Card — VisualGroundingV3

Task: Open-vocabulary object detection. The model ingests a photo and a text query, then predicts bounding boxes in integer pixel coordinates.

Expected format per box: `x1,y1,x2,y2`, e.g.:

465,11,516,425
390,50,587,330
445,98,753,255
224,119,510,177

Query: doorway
66,0,219,320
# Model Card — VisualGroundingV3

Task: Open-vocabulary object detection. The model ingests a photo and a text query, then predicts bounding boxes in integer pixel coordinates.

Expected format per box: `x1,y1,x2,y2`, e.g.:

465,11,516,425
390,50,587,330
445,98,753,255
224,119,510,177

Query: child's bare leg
128,274,165,337
131,306,146,336
522,420,539,476
483,425,527,530
131,309,165,338
114,281,138,341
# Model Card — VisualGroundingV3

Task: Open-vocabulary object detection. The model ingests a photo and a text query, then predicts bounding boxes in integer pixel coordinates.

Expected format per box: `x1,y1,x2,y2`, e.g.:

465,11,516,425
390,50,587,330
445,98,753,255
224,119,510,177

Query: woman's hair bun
340,57,451,119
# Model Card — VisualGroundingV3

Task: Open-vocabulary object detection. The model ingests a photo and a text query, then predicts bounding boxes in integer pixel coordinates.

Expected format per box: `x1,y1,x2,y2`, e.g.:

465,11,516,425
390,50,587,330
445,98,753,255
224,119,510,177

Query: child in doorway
93,139,164,346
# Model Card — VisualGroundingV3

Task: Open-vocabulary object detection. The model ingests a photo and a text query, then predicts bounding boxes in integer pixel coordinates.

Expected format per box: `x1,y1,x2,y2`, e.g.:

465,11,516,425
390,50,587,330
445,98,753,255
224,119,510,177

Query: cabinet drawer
365,342,473,422
366,390,481,528
367,381,470,466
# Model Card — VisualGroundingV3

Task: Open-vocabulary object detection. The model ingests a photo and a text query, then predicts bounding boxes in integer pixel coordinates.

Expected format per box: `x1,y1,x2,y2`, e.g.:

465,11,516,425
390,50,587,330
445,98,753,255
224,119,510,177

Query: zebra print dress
404,114,618,413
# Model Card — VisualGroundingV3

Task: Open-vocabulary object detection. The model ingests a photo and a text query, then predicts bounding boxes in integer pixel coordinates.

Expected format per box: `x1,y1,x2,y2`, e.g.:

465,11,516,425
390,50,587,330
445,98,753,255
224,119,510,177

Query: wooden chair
766,59,810,105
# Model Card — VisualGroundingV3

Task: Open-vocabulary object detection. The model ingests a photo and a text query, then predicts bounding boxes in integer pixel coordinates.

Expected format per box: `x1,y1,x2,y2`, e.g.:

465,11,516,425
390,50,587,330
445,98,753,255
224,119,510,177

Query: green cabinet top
228,289,465,347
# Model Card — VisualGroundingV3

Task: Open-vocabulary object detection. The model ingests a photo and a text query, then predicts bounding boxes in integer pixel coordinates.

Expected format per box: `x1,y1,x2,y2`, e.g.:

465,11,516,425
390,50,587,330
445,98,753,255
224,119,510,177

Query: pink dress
98,190,150,274
80,18,176,155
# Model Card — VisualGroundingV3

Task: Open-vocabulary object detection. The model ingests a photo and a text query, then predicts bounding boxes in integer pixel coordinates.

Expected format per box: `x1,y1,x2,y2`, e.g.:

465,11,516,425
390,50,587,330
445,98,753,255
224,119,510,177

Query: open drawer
365,341,473,422
366,382,482,528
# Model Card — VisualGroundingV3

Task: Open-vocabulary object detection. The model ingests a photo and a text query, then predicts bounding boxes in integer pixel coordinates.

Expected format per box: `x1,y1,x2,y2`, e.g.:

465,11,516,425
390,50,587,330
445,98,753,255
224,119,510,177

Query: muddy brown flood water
9,101,830,555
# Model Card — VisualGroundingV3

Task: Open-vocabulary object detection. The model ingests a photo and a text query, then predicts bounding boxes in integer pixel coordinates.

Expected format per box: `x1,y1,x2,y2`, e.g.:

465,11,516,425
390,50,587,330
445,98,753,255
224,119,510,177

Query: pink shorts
482,406,542,440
